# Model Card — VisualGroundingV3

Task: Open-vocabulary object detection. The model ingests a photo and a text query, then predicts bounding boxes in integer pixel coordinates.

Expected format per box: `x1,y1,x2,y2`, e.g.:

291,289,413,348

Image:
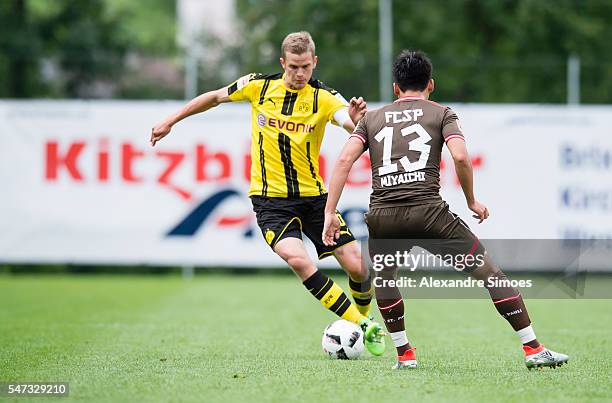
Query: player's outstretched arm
150,87,231,147
446,138,489,223
323,138,365,246
335,97,367,133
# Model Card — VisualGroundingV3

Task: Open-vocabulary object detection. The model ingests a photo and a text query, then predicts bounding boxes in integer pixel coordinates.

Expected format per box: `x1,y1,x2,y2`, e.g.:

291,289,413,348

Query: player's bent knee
274,240,317,278
286,258,317,280
284,255,311,270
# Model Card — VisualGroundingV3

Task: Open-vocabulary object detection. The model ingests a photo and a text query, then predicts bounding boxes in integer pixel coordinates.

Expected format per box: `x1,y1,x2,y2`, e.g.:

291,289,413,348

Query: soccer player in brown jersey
322,50,569,369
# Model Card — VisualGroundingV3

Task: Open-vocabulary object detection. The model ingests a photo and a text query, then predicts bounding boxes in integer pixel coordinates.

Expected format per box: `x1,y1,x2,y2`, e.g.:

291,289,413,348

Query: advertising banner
1,101,610,268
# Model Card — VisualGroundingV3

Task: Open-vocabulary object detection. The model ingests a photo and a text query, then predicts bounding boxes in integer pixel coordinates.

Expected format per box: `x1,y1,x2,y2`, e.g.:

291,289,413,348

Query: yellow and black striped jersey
227,73,348,197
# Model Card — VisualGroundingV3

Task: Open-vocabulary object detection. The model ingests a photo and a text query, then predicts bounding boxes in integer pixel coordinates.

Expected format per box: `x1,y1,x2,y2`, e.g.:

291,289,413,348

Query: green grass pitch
1,274,610,402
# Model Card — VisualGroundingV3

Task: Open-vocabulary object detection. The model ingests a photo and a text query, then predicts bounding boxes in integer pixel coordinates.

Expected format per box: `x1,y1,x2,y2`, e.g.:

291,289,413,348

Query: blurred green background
1,0,611,103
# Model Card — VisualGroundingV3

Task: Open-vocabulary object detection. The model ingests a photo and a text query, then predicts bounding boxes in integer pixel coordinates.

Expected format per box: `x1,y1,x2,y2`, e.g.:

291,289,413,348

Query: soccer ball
321,319,365,359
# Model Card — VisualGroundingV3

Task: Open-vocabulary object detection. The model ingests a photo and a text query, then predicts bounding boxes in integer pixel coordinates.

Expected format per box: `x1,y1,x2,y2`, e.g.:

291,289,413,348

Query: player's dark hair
392,50,432,92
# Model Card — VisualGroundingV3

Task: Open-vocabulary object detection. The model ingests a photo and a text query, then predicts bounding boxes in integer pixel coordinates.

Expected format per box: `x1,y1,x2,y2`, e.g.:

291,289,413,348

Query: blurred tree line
0,0,181,98
235,0,612,103
1,0,611,103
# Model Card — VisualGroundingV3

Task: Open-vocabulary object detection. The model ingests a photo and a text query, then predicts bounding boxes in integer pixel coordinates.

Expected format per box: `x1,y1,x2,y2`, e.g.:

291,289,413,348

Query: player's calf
473,264,570,369
374,267,415,362
473,264,543,348
334,242,373,316
348,275,373,317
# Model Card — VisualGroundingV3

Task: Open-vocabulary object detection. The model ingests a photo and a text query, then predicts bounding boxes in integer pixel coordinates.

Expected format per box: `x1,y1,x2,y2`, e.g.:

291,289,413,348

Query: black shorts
365,201,486,272
250,194,356,259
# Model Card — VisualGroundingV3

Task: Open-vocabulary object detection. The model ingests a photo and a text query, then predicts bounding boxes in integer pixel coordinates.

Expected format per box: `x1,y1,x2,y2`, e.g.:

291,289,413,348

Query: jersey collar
394,96,426,103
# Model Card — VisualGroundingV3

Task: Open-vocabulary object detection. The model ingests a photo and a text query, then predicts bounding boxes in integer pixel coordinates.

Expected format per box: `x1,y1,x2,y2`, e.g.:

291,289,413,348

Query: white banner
1,101,611,267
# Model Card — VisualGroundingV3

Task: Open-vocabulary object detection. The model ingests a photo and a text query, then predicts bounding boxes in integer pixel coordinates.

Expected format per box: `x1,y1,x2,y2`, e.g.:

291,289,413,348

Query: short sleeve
350,113,369,150
442,107,465,142
227,73,259,103
319,89,349,126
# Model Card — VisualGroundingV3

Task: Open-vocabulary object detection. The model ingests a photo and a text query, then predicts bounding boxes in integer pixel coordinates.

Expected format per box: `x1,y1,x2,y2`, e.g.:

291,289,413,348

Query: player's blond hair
281,31,316,58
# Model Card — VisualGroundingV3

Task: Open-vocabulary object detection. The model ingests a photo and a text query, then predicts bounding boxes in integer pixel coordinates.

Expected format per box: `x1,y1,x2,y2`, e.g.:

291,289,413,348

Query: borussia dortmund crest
297,102,311,113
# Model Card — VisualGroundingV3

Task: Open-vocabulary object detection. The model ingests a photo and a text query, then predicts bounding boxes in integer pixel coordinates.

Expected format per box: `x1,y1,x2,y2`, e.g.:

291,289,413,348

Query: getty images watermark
371,249,532,289
361,239,612,299
371,249,533,288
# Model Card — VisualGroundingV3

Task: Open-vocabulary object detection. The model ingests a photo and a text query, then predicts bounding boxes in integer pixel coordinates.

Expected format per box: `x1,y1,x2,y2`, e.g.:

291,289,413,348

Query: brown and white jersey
351,96,464,209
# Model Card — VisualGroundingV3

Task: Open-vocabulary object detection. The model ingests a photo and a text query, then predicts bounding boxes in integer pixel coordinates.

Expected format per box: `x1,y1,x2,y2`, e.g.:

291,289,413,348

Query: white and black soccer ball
321,319,365,359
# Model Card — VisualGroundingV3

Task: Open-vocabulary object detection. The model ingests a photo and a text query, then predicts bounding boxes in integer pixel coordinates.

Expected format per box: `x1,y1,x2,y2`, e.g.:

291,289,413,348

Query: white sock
389,330,409,348
517,325,537,344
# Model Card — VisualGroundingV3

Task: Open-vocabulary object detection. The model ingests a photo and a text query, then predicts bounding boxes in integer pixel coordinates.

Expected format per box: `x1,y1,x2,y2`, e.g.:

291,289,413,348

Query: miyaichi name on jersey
381,171,426,187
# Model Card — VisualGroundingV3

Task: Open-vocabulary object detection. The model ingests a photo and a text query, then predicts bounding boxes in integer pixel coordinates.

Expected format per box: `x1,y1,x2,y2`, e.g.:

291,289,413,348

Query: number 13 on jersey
374,123,432,176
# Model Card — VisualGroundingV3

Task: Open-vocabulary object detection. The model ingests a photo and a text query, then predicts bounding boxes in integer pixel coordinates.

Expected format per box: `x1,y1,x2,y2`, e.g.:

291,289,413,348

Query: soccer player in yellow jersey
151,31,385,355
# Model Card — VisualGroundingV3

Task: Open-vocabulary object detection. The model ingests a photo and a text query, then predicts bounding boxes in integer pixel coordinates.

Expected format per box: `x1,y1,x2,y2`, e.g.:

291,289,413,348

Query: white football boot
523,345,569,370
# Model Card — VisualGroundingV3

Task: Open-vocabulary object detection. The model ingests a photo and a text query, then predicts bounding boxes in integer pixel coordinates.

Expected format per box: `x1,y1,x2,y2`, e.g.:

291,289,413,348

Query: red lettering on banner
45,141,85,180
318,155,326,181
44,139,387,198
195,145,231,181
347,155,371,187
121,143,144,182
244,154,251,182
156,151,191,200
98,138,109,181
